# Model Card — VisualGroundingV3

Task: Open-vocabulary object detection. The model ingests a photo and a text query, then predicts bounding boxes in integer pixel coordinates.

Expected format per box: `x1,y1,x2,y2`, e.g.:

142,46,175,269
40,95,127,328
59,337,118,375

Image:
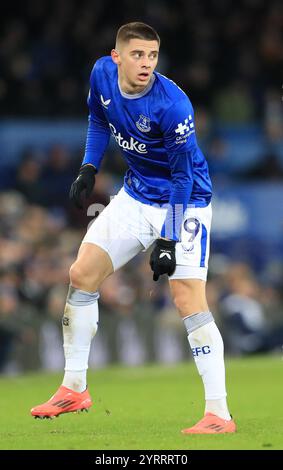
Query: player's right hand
69,164,96,209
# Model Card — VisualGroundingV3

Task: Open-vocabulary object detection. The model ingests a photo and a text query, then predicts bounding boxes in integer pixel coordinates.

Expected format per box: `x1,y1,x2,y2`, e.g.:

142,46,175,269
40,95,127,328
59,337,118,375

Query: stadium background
0,0,283,375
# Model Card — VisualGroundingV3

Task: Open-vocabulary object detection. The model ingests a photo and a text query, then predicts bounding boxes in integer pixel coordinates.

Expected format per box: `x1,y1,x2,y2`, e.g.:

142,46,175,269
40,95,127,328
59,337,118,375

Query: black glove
150,238,177,281
69,165,96,209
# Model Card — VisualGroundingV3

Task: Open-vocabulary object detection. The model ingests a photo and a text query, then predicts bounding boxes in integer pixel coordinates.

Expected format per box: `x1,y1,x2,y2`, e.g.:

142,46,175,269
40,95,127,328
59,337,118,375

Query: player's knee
171,280,192,308
69,262,85,288
69,262,100,291
171,279,208,316
173,292,205,316
172,291,190,315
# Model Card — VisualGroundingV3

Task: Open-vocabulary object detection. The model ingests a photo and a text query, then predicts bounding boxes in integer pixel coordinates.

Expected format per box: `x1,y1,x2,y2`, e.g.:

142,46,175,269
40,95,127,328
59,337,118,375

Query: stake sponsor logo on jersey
109,123,148,154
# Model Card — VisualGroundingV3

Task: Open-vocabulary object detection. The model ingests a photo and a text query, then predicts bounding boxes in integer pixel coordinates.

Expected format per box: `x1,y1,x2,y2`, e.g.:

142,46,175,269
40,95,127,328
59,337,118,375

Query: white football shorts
82,187,212,281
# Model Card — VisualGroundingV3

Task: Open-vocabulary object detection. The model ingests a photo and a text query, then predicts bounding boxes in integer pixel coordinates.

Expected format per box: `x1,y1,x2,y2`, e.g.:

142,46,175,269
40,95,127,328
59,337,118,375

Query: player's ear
111,49,121,65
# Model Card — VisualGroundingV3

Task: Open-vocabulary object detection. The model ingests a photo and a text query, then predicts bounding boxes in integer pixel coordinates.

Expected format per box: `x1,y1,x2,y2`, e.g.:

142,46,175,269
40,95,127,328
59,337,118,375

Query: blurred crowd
1,180,283,374
0,0,283,373
0,0,282,120
1,0,283,180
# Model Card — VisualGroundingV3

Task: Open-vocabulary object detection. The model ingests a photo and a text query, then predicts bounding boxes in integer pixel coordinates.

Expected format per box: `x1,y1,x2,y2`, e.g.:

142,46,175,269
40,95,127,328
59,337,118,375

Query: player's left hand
150,238,176,281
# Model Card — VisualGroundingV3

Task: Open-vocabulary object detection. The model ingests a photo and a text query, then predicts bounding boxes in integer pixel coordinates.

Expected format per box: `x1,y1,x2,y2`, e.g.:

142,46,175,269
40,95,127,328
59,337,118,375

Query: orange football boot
182,412,236,434
31,385,92,419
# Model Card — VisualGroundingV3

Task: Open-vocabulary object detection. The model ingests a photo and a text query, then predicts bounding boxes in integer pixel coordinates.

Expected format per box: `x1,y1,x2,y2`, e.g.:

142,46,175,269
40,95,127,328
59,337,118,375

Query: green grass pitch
0,356,283,450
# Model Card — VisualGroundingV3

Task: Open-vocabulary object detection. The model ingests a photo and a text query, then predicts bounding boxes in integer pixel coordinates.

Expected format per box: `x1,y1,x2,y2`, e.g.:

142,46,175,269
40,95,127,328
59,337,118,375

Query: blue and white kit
82,56,212,280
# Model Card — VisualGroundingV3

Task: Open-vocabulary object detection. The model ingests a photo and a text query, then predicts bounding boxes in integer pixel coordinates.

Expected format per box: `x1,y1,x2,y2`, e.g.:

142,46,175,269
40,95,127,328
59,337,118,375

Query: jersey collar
118,74,156,99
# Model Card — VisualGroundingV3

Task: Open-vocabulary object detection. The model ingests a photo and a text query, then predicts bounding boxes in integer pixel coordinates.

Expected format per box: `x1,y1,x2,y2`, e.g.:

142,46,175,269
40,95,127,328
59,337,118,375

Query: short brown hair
116,22,160,48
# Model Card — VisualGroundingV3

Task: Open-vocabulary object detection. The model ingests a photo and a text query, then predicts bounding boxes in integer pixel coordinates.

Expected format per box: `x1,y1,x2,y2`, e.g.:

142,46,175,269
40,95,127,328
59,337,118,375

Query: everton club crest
136,114,151,133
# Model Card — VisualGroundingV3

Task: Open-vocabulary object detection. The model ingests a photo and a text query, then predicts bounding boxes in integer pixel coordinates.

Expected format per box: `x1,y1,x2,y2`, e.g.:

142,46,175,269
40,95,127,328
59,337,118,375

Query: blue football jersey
82,56,212,241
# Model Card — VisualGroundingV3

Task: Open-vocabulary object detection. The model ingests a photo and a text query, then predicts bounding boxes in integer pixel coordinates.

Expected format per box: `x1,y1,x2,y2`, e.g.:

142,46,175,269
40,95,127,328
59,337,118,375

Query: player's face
112,38,159,93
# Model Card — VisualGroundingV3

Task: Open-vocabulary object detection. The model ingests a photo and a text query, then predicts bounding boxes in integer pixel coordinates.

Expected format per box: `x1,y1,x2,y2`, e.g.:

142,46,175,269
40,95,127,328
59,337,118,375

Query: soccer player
31,22,236,434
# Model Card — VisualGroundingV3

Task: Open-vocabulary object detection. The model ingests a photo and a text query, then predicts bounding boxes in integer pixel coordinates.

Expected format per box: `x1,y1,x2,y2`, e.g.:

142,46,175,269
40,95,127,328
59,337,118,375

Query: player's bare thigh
169,278,209,318
69,242,114,293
